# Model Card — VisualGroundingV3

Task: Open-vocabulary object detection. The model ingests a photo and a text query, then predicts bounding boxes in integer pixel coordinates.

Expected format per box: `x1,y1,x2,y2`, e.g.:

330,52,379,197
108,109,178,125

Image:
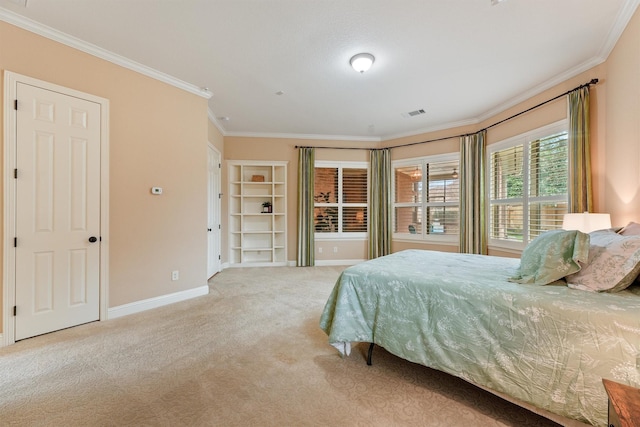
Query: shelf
228,161,287,267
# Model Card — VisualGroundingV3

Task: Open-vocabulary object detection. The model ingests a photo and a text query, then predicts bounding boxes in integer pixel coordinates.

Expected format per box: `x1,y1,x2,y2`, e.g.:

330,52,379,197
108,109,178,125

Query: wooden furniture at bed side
603,378,640,427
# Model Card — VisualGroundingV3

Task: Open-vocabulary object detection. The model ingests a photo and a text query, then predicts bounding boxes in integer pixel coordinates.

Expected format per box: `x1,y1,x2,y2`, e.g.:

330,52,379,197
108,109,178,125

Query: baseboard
108,285,209,320
315,259,364,266
221,260,360,268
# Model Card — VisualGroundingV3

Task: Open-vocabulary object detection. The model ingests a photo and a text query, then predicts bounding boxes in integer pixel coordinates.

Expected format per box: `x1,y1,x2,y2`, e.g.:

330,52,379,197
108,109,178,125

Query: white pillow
619,221,640,236
566,230,640,292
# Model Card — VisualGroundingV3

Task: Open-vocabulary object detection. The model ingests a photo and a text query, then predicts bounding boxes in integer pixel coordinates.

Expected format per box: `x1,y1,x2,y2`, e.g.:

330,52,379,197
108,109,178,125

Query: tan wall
603,7,640,227
224,137,375,262
0,19,210,334
208,121,224,155
222,10,638,261
220,10,640,263
2,5,637,337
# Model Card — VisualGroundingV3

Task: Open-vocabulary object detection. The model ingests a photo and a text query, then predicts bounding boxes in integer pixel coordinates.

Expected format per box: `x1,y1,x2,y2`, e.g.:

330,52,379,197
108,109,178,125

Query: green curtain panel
568,86,593,213
296,147,315,266
459,130,487,255
368,148,392,259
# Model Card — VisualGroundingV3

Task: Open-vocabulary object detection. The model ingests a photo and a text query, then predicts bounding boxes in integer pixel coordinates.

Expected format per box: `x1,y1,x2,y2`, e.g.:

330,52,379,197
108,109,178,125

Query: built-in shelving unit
228,161,287,267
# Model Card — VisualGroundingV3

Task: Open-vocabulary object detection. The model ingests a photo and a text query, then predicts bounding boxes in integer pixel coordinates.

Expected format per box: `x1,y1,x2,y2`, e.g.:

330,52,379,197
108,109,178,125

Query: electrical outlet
171,270,179,281
318,247,323,253
333,246,338,253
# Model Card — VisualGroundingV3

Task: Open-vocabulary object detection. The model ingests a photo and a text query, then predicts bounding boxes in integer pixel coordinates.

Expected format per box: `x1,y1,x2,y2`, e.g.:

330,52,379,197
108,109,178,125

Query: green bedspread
319,250,640,426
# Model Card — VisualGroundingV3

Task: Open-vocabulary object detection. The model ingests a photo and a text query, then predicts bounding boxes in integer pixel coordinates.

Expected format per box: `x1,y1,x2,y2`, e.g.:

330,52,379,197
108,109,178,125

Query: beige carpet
0,266,562,426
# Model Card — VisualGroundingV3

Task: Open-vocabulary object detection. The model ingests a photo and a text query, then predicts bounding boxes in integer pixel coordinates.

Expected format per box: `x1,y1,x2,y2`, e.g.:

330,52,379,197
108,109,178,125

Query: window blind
314,165,367,234
393,157,459,238
489,130,568,244
342,168,367,232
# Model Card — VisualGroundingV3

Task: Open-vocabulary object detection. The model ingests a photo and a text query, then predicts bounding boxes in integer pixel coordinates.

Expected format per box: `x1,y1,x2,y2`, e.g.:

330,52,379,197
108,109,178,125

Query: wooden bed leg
367,342,374,366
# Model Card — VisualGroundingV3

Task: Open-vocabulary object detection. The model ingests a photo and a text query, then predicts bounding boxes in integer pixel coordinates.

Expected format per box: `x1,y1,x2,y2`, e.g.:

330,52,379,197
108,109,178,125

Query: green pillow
509,229,590,285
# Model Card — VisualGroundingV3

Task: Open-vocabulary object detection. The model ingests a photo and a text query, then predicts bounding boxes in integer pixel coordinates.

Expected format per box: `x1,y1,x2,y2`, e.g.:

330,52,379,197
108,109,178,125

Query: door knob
88,236,98,243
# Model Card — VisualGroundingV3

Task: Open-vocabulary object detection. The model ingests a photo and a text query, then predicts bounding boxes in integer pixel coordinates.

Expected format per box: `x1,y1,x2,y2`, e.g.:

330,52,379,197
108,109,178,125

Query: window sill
315,233,367,241
393,237,458,246
487,244,524,256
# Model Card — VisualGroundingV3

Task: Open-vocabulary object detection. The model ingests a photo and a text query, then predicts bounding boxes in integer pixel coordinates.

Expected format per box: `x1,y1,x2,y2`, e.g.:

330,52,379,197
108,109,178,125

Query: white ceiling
1,0,638,141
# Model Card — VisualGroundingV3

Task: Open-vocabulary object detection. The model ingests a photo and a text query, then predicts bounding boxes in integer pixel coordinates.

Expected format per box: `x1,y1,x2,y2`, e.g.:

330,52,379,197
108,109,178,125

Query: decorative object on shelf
262,201,272,213
251,175,265,182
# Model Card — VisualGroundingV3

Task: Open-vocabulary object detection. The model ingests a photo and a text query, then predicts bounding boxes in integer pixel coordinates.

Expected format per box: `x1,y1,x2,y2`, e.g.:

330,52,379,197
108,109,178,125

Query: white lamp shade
350,53,375,73
562,212,611,233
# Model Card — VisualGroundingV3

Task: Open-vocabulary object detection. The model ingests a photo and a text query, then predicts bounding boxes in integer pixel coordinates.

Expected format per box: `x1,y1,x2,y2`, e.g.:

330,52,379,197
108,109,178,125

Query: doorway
3,71,110,345
207,143,221,277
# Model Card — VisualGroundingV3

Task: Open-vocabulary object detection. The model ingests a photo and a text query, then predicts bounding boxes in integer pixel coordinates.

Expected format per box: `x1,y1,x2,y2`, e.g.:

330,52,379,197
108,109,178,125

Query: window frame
487,120,569,252
392,153,460,244
314,160,369,241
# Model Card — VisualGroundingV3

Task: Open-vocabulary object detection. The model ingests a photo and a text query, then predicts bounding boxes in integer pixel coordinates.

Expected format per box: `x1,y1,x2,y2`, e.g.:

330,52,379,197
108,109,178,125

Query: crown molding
223,131,381,142
380,118,479,142
7,0,633,144
477,0,639,124
0,7,213,99
207,109,227,136
476,57,604,124
598,0,640,61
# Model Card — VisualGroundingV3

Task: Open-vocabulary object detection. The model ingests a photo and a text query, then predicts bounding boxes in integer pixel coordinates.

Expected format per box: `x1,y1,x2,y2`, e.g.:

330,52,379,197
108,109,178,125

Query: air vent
401,109,426,119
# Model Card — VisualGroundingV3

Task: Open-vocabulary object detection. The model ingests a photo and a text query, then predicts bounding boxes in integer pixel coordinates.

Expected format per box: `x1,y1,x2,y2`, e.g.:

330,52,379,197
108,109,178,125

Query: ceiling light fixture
350,53,375,73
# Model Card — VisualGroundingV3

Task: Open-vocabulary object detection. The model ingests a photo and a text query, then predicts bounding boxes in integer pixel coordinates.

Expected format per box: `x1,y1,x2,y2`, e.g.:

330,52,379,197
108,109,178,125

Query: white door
207,144,221,277
14,82,101,340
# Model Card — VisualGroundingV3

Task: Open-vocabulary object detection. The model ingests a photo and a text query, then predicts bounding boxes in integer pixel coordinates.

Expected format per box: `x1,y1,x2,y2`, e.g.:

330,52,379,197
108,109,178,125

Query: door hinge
14,169,17,179
218,224,221,230
218,193,222,199
14,237,17,248
218,255,221,260
14,99,18,110
218,163,221,169
13,306,16,316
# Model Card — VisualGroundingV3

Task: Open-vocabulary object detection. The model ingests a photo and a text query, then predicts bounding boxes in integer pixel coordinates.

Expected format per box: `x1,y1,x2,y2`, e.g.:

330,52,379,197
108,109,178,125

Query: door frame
2,71,110,346
207,142,222,277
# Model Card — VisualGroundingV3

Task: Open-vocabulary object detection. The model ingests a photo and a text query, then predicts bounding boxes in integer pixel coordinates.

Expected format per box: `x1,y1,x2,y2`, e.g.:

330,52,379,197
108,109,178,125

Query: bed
320,231,640,426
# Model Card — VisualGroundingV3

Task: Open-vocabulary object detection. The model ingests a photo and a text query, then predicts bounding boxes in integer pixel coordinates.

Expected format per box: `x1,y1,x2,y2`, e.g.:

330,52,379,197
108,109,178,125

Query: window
488,121,568,248
314,162,368,237
393,154,459,242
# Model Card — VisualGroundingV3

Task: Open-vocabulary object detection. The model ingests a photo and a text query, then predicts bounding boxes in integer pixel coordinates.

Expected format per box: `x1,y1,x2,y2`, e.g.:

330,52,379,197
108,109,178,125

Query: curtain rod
295,78,598,151
294,145,371,150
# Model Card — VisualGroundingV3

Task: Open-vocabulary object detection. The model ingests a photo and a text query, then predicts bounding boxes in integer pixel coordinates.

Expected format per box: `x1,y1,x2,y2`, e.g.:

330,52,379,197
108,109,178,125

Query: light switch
151,187,163,195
